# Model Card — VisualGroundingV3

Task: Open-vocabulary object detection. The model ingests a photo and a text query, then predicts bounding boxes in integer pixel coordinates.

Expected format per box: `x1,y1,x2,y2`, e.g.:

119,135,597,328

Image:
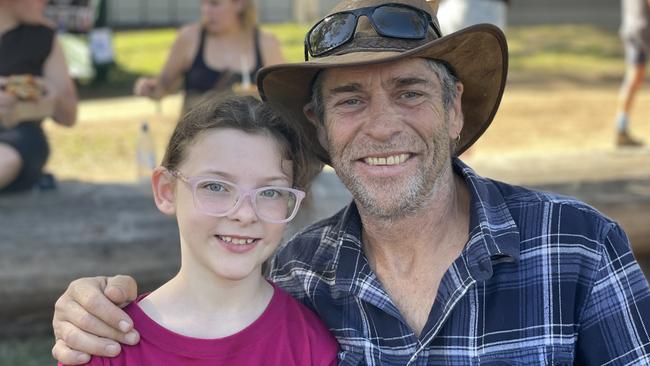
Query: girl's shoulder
273,285,338,342
270,285,339,364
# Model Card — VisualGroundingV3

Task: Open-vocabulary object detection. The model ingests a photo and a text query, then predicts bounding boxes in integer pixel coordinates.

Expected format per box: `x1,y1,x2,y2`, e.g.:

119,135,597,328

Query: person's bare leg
0,143,22,189
615,63,645,146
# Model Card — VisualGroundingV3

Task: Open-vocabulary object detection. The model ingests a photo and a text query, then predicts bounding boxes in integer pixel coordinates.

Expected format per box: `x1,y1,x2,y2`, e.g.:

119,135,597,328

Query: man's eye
337,98,362,107
401,91,423,99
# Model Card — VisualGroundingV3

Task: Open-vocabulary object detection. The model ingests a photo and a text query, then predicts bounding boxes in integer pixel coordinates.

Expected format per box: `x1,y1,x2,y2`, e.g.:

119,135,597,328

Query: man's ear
303,102,320,126
152,167,176,216
449,82,465,138
303,102,330,151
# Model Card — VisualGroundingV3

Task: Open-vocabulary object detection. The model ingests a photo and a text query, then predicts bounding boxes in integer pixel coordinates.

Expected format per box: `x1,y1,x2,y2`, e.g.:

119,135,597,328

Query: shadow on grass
76,63,141,101
0,335,54,366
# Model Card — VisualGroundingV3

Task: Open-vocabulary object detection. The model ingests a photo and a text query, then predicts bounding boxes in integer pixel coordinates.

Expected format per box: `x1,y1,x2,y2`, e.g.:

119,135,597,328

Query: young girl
68,96,337,365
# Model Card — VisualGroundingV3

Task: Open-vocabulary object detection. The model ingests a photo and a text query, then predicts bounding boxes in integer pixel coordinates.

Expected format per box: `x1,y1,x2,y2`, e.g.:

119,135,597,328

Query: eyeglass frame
167,169,306,224
304,3,443,61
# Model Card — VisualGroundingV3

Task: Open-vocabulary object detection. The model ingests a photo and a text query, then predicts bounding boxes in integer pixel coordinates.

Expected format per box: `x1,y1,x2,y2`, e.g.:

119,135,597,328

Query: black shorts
624,37,648,65
0,121,49,193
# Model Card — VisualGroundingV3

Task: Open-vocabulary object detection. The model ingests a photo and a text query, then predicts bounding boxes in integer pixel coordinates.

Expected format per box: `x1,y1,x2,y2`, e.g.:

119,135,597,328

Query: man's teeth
219,236,255,245
364,154,409,166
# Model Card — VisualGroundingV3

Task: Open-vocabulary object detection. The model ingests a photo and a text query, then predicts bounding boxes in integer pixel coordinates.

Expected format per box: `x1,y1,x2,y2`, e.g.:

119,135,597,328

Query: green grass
73,23,624,99
108,23,310,78
73,23,629,100
75,23,628,99
107,23,625,83
507,25,624,80
0,336,54,366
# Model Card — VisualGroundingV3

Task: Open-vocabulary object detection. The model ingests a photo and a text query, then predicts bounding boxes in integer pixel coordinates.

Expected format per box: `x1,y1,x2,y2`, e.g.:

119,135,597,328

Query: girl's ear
152,167,177,216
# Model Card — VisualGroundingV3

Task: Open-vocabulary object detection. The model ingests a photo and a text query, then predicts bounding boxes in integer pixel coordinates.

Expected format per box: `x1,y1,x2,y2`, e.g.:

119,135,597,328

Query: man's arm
575,224,650,364
51,276,139,365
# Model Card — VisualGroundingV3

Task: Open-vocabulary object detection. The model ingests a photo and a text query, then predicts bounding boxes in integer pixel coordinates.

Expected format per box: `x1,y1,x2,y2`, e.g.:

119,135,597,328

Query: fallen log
0,172,648,337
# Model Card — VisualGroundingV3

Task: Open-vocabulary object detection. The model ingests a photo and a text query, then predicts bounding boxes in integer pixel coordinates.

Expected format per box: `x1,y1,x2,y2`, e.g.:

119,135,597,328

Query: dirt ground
43,80,650,184
477,82,650,156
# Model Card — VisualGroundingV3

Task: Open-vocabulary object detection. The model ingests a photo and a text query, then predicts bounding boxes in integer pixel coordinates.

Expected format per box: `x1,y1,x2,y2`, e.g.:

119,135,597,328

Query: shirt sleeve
575,223,650,365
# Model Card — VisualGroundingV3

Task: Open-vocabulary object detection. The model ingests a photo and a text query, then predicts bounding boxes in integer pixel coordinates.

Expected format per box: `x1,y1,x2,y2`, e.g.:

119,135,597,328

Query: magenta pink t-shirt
73,284,338,366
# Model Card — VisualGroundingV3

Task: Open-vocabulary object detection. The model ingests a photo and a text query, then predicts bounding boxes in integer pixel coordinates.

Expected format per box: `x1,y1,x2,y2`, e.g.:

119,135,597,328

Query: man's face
316,58,463,219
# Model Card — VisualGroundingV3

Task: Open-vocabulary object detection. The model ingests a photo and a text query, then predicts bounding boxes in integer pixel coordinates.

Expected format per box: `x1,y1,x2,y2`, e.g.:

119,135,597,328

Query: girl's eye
259,189,281,199
202,181,227,192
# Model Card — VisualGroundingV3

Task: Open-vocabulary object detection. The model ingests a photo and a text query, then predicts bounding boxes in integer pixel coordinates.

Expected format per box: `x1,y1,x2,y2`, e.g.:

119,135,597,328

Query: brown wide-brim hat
258,0,508,165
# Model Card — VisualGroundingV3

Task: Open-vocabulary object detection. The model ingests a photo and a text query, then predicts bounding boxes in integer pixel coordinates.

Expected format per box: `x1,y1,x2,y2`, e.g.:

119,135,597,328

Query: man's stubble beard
329,122,452,222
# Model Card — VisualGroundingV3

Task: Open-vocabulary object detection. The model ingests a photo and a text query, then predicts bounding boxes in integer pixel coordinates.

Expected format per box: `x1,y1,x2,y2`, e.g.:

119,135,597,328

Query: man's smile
363,153,411,166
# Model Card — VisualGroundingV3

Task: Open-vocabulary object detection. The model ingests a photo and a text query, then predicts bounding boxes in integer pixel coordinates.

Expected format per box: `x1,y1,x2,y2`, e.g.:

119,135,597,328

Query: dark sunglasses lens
309,13,357,56
373,6,428,39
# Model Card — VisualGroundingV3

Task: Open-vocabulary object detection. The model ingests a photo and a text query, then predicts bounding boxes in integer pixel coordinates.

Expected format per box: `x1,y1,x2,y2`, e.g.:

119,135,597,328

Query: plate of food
0,74,53,128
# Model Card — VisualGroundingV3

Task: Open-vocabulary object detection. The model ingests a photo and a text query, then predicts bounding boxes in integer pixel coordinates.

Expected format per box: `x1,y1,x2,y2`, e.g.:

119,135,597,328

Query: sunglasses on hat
304,3,442,61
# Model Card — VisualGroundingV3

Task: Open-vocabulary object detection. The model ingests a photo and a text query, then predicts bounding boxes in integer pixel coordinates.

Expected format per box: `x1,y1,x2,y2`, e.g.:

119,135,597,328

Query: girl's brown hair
161,95,322,190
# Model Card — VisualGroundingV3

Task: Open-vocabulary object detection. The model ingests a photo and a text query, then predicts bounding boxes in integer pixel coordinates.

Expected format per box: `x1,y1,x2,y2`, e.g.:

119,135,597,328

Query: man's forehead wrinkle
391,76,435,88
328,83,364,96
324,75,435,98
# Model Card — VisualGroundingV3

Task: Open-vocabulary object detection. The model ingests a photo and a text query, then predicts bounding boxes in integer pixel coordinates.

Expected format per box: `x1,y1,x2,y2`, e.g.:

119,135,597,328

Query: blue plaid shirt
270,159,650,365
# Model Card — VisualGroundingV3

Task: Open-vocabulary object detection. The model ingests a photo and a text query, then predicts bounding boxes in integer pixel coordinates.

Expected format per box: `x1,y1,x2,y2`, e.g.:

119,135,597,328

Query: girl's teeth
219,236,255,245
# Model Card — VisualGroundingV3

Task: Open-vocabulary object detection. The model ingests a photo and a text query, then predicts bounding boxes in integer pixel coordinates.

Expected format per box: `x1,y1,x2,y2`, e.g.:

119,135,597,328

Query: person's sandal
36,172,57,191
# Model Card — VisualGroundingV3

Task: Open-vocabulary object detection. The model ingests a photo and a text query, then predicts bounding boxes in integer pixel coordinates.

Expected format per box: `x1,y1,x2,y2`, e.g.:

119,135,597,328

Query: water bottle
135,121,156,185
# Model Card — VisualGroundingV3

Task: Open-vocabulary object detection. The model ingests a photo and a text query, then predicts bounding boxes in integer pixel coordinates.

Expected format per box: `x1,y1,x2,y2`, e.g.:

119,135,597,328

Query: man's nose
362,97,402,142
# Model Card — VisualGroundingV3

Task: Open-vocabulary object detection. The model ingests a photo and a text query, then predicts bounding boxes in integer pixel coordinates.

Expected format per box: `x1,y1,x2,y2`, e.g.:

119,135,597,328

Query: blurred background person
437,0,509,34
0,0,78,193
133,0,284,114
614,0,650,147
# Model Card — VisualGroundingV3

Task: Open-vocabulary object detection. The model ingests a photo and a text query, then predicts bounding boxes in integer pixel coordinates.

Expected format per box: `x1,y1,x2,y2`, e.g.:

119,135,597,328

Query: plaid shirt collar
324,158,521,301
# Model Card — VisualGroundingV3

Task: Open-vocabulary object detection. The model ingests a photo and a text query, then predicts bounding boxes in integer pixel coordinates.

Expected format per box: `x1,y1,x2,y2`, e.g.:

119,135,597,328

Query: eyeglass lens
308,5,430,57
372,6,428,39
309,13,357,56
194,180,299,221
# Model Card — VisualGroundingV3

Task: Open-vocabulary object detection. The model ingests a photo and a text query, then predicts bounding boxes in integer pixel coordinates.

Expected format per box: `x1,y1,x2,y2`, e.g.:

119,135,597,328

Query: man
52,0,650,364
614,0,650,147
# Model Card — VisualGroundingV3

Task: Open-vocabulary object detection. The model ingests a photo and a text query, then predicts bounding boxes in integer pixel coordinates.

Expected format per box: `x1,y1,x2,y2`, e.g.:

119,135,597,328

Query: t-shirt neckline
126,282,285,359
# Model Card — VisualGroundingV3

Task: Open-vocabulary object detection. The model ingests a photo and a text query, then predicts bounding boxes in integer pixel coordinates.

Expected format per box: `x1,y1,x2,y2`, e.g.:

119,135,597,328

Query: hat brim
257,24,508,165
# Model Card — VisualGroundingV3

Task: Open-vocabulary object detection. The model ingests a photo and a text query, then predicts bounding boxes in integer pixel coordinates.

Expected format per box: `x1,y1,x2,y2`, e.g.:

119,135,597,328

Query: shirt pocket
477,346,574,366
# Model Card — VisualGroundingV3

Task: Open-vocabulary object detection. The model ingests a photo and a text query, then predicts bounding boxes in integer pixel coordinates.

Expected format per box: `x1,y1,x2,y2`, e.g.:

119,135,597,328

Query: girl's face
155,128,293,283
4,0,47,24
200,0,244,34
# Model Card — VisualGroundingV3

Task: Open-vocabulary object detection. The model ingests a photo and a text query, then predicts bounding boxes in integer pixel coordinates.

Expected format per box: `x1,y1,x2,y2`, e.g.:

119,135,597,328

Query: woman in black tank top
134,0,285,114
0,0,78,193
